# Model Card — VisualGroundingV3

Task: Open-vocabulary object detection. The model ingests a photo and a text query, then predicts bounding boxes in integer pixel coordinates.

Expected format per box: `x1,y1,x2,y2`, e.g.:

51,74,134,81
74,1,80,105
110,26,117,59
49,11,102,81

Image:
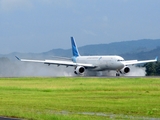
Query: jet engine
120,66,130,74
74,66,85,74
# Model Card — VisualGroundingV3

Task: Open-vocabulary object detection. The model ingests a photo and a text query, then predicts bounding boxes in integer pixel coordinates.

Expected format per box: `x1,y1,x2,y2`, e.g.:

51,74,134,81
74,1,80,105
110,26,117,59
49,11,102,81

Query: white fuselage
74,55,125,71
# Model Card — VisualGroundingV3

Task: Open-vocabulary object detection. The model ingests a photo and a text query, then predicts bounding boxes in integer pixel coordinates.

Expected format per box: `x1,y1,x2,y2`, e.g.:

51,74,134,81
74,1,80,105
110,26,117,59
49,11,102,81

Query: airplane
15,37,158,76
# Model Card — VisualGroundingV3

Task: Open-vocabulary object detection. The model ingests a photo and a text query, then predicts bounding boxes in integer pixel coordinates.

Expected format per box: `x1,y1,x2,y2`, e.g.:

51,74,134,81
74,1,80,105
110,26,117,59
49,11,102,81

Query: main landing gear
116,71,120,76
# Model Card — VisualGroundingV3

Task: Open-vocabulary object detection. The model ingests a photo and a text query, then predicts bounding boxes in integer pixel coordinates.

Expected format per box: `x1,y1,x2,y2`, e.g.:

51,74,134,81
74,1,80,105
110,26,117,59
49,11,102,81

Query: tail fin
71,37,80,57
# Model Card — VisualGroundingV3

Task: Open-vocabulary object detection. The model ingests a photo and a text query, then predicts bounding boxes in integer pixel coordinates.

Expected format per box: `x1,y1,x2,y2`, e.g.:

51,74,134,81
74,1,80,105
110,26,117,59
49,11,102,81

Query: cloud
0,0,33,12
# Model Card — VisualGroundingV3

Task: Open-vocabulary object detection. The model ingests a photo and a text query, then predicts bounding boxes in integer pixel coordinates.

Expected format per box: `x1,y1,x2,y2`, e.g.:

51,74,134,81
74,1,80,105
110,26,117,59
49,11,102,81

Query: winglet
71,37,80,57
155,56,158,61
15,56,21,61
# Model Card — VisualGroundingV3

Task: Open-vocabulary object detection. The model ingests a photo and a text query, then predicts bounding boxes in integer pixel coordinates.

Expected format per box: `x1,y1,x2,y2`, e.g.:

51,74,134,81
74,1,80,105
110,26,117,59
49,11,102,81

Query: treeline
144,61,160,76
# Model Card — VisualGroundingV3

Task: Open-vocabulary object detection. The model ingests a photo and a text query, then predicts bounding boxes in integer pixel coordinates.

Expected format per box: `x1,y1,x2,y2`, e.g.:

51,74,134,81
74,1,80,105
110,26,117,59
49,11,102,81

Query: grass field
0,77,160,120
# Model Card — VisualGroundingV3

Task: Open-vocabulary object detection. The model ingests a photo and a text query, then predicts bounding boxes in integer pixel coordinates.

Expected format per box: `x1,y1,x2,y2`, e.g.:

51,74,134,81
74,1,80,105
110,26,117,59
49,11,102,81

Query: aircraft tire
116,73,120,76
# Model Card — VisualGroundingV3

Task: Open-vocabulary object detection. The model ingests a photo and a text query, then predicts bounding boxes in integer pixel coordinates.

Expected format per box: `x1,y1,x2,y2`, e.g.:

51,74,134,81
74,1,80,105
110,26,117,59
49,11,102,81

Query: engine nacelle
74,66,85,74
120,66,130,74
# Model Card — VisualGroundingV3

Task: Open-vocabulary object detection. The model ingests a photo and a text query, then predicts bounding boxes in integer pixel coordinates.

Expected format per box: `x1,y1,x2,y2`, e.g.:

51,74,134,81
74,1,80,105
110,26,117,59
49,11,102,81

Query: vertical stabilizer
71,37,80,57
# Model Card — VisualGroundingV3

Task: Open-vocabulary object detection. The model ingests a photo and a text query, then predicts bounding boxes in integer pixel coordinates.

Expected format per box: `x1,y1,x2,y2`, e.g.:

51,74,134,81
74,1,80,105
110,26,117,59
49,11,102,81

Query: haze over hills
0,39,160,60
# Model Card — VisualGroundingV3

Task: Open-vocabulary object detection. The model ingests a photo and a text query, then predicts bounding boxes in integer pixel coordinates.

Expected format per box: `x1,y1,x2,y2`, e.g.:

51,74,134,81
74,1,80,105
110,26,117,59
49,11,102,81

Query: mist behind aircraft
0,58,74,77
0,58,146,77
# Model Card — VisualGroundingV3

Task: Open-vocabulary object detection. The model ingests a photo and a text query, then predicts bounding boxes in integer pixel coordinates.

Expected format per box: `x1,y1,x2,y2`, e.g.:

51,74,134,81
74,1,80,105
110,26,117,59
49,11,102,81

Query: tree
144,61,160,76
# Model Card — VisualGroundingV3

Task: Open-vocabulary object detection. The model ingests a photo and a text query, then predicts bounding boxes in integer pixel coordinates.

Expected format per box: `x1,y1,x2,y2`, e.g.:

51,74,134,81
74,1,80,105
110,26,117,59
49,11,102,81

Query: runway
0,117,20,120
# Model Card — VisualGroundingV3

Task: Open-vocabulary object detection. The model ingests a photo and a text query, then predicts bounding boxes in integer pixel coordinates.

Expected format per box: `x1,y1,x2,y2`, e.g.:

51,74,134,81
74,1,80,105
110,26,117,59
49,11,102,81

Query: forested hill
121,46,160,60
0,39,160,60
77,39,160,55
43,39,160,56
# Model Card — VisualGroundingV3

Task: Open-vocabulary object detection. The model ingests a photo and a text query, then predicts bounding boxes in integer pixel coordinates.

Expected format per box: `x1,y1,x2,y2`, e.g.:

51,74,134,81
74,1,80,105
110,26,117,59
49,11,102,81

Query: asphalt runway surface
0,117,20,120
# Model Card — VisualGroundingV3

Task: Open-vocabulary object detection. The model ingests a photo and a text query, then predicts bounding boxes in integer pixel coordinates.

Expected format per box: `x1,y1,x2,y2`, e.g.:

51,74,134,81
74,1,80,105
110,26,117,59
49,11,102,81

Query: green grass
0,77,160,120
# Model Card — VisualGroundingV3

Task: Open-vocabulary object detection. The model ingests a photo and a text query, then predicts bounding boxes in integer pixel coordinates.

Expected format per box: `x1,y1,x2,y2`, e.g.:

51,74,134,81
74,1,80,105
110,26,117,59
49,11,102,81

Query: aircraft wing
121,57,158,65
15,56,95,68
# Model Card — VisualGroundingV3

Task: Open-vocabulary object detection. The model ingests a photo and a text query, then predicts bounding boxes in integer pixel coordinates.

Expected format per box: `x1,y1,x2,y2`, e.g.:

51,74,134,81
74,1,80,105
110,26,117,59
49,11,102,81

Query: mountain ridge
0,39,160,60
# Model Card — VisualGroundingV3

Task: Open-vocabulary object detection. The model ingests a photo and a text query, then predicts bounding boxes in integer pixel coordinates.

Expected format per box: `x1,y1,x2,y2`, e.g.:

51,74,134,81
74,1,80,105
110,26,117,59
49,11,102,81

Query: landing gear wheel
116,73,120,76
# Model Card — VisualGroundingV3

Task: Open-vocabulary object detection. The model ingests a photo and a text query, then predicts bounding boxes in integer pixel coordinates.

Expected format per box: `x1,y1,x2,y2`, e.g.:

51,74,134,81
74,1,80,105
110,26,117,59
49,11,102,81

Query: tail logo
71,37,80,57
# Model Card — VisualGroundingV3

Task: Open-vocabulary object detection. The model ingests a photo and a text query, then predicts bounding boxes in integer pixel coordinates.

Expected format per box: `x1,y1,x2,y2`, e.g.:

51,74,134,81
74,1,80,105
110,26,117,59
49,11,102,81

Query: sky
0,0,160,54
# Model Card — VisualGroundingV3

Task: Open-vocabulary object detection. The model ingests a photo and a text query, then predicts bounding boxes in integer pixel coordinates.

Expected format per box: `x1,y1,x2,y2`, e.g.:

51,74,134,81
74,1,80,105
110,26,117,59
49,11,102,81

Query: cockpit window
117,60,124,61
